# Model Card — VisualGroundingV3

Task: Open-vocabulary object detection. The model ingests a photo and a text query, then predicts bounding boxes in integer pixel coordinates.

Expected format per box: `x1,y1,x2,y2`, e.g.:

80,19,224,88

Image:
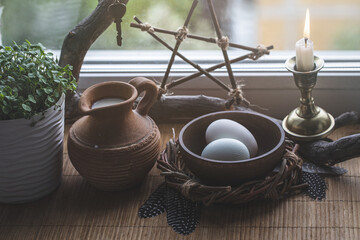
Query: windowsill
77,50,360,87
55,49,360,118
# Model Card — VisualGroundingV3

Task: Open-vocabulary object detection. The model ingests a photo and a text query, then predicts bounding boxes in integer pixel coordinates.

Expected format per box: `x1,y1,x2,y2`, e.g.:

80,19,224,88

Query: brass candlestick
282,56,335,142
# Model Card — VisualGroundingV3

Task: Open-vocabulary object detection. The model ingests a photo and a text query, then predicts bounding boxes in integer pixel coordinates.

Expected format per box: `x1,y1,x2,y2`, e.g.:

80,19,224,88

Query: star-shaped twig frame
130,0,273,108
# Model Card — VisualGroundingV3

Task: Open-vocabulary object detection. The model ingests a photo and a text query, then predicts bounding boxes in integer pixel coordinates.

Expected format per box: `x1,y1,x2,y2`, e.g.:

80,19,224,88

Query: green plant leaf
47,96,55,103
26,63,35,68
28,72,35,78
35,89,43,96
28,95,36,103
2,105,10,114
53,91,59,99
44,88,53,94
22,104,31,112
5,95,16,101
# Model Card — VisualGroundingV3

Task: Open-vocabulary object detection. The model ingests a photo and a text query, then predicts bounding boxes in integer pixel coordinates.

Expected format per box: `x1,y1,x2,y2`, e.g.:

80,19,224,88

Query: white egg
201,138,250,161
205,119,258,157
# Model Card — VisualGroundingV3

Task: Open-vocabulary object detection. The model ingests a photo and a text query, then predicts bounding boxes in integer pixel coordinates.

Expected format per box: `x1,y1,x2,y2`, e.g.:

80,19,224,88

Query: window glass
0,0,359,50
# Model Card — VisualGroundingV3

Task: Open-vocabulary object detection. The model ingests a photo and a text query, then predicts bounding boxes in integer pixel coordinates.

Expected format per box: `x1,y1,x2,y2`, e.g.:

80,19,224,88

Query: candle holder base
282,55,335,142
282,107,335,142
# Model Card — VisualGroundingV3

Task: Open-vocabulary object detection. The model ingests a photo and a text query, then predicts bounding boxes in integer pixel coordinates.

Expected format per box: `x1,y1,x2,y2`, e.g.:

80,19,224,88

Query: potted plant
0,41,76,203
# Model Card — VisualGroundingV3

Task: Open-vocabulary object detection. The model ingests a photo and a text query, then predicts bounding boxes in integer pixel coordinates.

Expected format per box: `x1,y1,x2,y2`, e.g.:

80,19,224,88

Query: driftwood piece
299,134,360,165
59,0,125,80
335,111,360,129
64,92,82,124
298,111,360,165
147,95,250,123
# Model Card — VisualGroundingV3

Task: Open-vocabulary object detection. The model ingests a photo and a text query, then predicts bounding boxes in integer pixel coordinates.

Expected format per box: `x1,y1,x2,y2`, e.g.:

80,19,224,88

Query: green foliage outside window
0,0,358,50
0,0,216,50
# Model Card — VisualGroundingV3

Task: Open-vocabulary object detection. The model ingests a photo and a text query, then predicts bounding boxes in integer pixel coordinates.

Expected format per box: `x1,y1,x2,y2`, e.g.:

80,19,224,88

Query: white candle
92,98,124,109
295,8,314,72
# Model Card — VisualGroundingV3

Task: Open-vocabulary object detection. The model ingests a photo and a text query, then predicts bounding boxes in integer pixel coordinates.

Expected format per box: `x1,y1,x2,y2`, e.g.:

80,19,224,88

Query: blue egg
201,138,250,161
205,119,258,157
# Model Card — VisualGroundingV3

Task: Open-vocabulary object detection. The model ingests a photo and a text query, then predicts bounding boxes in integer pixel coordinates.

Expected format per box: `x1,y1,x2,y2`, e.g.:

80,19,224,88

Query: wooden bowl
179,111,285,186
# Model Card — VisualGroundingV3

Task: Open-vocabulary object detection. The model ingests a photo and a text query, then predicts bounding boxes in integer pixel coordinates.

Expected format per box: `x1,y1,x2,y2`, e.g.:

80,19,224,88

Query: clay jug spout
79,81,136,117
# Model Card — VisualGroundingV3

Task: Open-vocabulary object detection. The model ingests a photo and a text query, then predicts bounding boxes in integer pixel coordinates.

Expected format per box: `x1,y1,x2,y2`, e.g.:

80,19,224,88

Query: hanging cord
175,26,189,42
139,23,155,33
216,36,229,50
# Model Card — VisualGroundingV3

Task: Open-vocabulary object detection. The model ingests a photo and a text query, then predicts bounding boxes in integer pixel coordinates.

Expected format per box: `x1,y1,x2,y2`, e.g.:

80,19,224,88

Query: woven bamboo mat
0,124,359,240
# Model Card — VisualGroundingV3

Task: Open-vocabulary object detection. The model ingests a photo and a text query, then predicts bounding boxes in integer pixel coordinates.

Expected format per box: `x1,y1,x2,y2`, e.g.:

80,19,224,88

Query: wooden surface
1,123,360,240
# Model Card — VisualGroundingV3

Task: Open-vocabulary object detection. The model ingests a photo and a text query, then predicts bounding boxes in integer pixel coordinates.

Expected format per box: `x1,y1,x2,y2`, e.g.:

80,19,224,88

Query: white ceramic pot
0,94,65,203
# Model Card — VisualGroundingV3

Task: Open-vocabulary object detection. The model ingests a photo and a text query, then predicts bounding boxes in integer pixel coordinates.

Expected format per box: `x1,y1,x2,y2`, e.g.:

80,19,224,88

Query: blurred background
0,0,359,50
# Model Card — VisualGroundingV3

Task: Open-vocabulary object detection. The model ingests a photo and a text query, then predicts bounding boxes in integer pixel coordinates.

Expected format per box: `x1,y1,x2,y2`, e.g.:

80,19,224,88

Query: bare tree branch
59,0,118,79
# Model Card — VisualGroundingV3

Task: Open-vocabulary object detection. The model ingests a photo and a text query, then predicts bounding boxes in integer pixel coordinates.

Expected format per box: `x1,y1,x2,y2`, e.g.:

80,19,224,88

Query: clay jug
67,77,161,191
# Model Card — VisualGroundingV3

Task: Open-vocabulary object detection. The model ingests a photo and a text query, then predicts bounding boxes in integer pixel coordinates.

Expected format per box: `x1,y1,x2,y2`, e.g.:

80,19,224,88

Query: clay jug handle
129,77,158,116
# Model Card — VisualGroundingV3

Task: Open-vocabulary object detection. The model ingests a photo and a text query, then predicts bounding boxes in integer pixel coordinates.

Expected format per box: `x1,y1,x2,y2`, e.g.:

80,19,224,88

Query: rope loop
139,23,155,33
228,83,249,106
157,85,167,98
250,44,268,60
181,180,198,197
216,36,229,50
175,26,189,42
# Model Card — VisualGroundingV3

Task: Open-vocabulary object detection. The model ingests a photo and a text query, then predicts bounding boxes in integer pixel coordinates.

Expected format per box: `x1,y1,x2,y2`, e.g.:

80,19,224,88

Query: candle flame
303,8,310,39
